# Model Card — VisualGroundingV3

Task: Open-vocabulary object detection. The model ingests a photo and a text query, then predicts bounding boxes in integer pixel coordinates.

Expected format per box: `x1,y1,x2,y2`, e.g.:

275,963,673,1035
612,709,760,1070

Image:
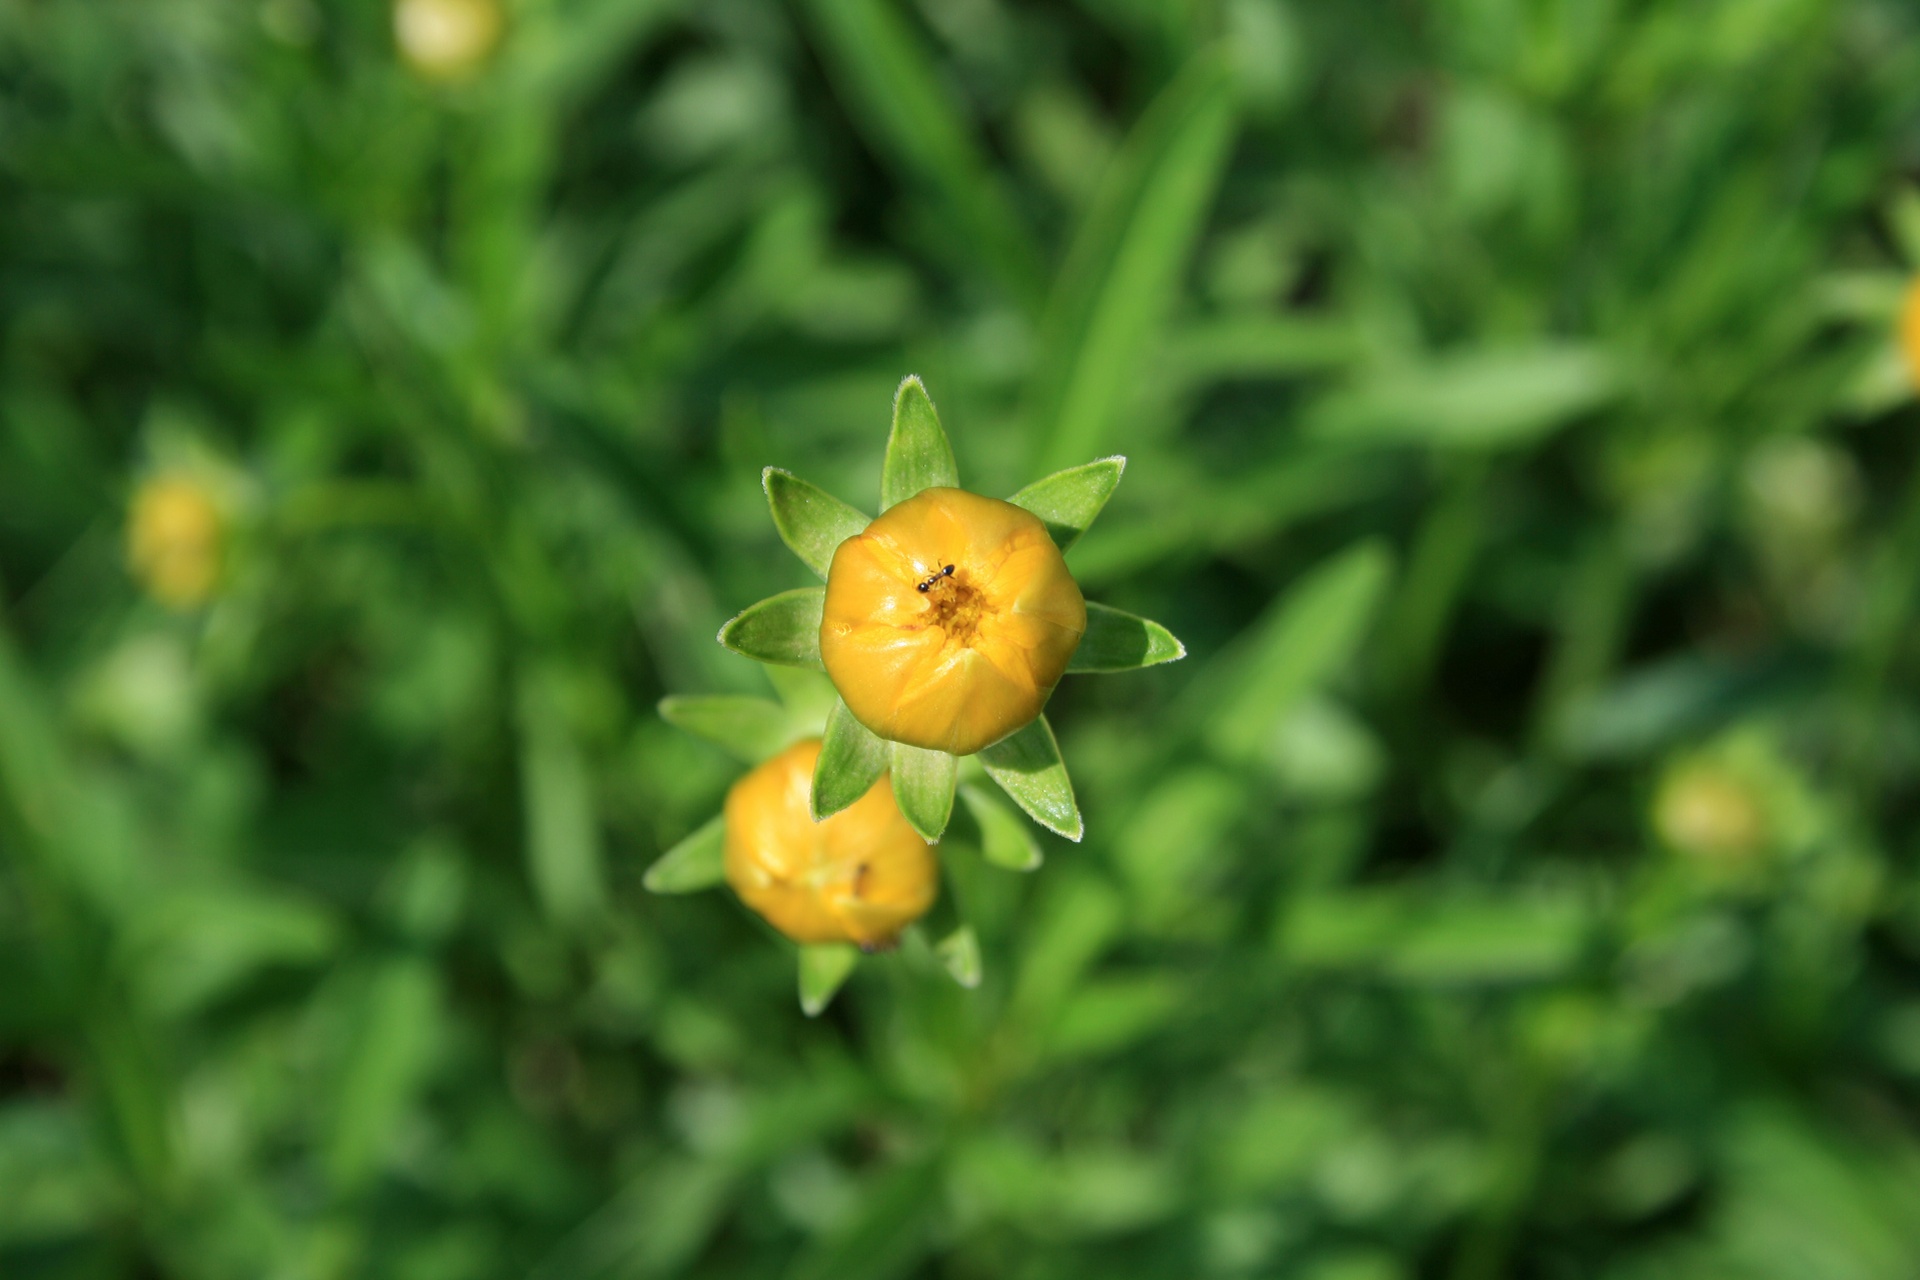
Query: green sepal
890,742,956,842
643,814,727,893
881,375,959,510
657,695,795,763
1066,602,1186,673
811,699,889,821
717,588,825,669
935,925,982,989
764,666,840,730
1008,456,1126,550
978,714,1083,842
959,782,1042,871
799,943,860,1016
764,467,870,580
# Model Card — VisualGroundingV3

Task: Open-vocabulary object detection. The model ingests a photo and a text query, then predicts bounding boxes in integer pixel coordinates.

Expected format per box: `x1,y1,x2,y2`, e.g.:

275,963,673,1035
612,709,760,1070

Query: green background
6,0,1920,1276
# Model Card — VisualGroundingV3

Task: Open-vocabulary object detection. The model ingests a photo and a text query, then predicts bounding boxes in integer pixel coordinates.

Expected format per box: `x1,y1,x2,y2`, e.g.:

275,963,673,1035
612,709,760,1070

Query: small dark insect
915,564,957,592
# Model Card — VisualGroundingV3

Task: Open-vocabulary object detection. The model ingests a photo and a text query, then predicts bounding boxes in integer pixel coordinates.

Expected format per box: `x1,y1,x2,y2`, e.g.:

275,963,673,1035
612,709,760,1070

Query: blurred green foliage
5,0,1920,1276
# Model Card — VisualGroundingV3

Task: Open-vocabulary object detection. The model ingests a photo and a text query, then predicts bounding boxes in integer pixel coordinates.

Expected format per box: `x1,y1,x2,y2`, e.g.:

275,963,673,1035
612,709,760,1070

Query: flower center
920,566,989,644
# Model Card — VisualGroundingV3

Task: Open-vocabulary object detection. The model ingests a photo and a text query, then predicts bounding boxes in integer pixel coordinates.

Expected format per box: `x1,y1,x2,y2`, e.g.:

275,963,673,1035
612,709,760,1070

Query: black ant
916,564,956,592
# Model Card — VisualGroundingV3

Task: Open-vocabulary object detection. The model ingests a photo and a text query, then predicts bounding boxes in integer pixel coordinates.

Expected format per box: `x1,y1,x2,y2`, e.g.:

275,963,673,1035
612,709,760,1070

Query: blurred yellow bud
394,0,502,81
820,488,1085,755
724,739,937,947
128,474,224,610
1902,276,1920,391
1652,762,1766,865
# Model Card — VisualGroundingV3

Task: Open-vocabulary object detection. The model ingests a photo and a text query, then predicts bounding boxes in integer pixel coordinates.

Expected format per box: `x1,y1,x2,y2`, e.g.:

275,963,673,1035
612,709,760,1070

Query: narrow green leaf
979,715,1083,842
812,700,889,821
1067,602,1187,672
1304,344,1618,450
936,925,983,989
326,959,442,1192
881,376,960,510
1009,456,1127,550
799,0,1044,310
657,695,794,763
716,588,825,670
1028,52,1238,472
890,742,956,842
517,670,607,927
1200,541,1393,763
799,943,860,1017
960,782,1042,871
643,814,727,894
764,467,870,580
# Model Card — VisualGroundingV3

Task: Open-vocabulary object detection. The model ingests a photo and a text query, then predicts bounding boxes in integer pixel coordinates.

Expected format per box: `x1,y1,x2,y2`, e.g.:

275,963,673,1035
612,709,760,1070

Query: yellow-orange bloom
1901,276,1920,391
820,487,1086,755
128,475,224,610
724,739,937,947
394,0,502,80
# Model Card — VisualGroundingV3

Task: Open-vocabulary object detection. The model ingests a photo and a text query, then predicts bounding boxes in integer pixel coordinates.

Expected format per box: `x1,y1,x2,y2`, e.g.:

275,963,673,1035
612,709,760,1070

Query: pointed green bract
890,743,956,842
881,375,959,510
959,782,1042,871
799,943,859,1016
978,715,1083,842
764,467,870,580
657,695,795,764
935,925,982,989
764,666,839,728
1009,457,1126,550
716,588,825,669
1066,602,1187,673
811,699,889,821
643,814,728,894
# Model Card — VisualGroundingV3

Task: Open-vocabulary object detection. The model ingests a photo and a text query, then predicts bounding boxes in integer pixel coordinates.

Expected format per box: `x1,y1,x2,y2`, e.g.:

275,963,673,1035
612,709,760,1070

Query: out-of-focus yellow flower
394,0,502,81
820,488,1085,755
724,739,937,947
128,474,224,609
1901,276,1920,391
1652,762,1766,865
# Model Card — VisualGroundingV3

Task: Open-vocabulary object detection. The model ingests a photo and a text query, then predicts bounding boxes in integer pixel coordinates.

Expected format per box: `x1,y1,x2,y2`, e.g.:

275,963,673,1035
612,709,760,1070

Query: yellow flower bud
128,474,224,610
723,739,937,947
394,0,502,81
820,488,1086,755
1902,276,1920,392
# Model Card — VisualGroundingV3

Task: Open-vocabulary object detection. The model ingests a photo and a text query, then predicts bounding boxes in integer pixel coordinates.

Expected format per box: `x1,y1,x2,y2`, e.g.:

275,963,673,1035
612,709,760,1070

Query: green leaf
517,669,607,928
763,467,870,580
643,814,727,894
798,943,860,1017
979,715,1083,842
1067,602,1187,672
935,925,982,989
657,695,794,763
889,742,956,842
1201,541,1393,763
764,666,840,729
811,700,890,821
881,375,960,510
1009,456,1127,550
716,588,825,669
326,958,442,1192
1028,52,1238,472
959,782,1043,871
1304,344,1619,450
798,0,1043,310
